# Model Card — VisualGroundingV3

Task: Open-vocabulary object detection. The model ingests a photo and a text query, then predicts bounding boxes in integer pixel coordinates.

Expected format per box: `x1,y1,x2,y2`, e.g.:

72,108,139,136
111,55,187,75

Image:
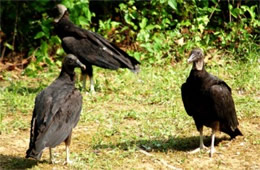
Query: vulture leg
49,147,53,164
64,132,72,165
89,75,95,93
209,129,216,157
82,65,95,93
81,73,87,91
189,127,207,154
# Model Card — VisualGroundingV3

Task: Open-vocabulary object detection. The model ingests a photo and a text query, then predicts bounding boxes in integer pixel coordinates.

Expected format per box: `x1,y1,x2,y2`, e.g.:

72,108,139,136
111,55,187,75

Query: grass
0,56,260,169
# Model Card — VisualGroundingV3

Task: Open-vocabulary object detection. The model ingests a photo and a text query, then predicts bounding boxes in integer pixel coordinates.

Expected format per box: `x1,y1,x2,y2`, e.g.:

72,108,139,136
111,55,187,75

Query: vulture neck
192,59,204,71
55,10,69,23
59,67,76,82
58,11,70,23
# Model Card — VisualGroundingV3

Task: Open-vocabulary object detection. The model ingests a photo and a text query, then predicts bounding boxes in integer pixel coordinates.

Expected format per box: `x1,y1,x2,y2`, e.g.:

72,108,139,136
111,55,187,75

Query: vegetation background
1,0,259,67
0,0,259,169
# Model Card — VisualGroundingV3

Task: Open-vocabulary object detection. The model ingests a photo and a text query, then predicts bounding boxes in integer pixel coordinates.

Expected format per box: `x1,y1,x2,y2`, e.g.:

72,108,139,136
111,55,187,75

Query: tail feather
26,148,43,160
230,128,243,139
130,65,140,74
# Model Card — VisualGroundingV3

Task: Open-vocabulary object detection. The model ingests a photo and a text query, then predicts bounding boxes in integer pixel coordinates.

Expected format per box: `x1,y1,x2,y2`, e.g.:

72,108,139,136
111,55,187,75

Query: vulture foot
207,147,216,157
63,160,73,165
189,145,208,154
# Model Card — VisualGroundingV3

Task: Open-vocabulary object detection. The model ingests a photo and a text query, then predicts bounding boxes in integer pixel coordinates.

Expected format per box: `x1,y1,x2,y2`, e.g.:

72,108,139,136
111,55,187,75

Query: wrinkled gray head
63,54,86,71
54,4,67,23
188,48,204,63
188,48,204,70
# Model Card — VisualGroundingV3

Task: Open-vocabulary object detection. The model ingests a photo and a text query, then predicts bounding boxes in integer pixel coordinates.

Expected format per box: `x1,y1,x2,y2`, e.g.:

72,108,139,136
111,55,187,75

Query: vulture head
62,54,86,75
53,4,68,23
188,48,204,70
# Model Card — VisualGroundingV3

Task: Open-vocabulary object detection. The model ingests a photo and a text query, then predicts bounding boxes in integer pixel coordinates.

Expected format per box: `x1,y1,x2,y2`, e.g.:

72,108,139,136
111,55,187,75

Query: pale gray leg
89,75,95,93
199,129,207,149
64,132,72,165
209,130,216,157
65,145,72,164
189,127,207,154
82,65,95,93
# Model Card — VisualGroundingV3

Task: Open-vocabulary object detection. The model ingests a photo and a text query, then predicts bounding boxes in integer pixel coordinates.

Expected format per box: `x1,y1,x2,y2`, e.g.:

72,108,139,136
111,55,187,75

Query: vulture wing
58,18,140,71
27,83,82,156
181,82,195,116
209,81,239,130
62,36,125,70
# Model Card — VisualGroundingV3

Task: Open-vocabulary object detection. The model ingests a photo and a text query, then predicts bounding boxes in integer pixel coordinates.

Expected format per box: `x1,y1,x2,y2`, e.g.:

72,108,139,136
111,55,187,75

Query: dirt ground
0,115,259,169
0,65,259,169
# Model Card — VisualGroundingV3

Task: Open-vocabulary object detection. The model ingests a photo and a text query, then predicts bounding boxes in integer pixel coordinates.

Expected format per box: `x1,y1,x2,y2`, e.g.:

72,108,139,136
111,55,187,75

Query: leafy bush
1,0,259,73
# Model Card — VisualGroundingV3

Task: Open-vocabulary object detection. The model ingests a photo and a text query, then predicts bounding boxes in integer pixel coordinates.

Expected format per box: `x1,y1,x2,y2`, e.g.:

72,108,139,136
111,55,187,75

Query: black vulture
26,54,86,164
53,4,140,92
181,48,243,157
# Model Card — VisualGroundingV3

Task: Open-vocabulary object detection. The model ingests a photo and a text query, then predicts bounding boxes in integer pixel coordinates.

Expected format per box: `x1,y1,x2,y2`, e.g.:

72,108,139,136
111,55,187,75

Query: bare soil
0,115,259,169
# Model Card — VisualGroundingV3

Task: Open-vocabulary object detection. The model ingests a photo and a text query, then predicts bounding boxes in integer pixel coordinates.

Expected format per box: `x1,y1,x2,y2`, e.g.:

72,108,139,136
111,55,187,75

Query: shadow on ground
94,136,229,153
0,154,38,169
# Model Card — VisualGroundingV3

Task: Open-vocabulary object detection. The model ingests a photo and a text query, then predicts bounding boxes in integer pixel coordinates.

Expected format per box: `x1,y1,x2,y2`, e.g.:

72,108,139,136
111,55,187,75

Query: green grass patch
0,58,259,169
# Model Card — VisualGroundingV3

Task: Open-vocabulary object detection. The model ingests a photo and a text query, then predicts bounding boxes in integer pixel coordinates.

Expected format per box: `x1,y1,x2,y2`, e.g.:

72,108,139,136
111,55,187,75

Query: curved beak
54,18,60,23
188,53,196,63
54,14,64,23
76,60,86,70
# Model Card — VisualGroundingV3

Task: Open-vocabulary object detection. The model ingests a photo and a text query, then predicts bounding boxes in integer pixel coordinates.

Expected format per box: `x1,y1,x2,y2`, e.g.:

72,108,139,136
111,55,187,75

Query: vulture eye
67,59,74,64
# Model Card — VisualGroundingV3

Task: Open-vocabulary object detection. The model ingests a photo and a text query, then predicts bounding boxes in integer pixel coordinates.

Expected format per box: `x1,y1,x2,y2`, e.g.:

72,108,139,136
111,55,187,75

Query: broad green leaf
45,56,53,65
124,14,136,29
111,21,120,28
119,3,127,10
146,24,161,30
168,0,177,11
82,7,92,22
34,32,45,39
56,60,62,67
50,36,61,44
78,16,89,26
228,4,233,11
139,18,148,29
160,0,167,4
56,48,64,56
230,8,240,18
41,25,50,37
4,42,14,50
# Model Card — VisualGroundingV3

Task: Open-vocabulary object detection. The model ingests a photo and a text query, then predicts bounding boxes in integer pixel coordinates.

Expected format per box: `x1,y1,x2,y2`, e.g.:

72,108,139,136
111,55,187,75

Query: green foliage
97,19,121,42
0,0,93,76
22,0,94,77
1,1,55,53
62,0,93,28
1,0,259,72
111,0,259,63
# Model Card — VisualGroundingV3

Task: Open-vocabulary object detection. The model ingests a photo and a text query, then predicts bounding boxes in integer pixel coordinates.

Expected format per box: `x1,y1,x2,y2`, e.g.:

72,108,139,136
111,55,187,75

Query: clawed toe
50,159,62,164
64,160,73,165
207,148,216,157
189,145,208,154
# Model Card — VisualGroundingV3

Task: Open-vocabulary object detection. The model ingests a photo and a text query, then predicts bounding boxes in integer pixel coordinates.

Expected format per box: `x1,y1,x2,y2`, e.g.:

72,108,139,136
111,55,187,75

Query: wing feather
209,83,239,130
58,18,140,71
28,81,82,155
36,88,82,148
181,82,194,116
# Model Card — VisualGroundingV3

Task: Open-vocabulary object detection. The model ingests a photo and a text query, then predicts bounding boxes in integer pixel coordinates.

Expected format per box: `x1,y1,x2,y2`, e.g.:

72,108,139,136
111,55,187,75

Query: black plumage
53,4,140,92
26,54,86,163
181,48,242,157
